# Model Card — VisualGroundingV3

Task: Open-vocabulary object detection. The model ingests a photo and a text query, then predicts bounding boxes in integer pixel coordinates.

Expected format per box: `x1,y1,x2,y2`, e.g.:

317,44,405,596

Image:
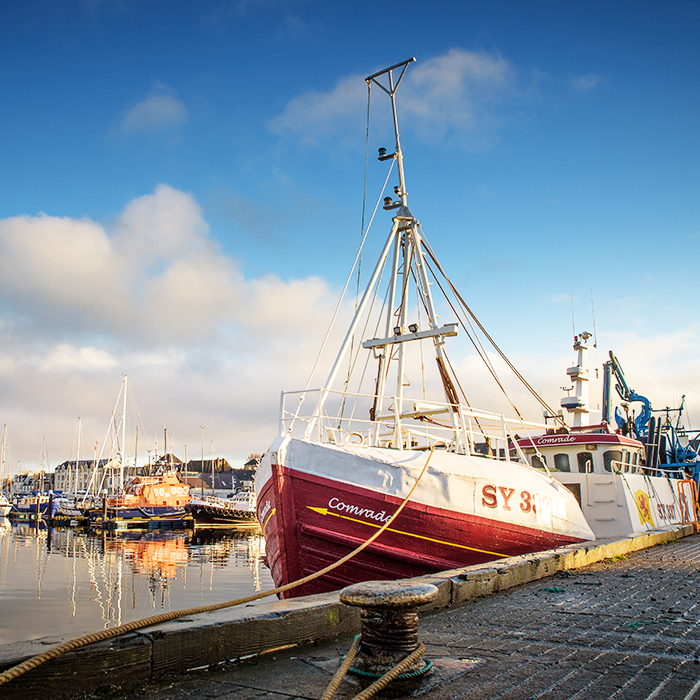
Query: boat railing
611,459,686,480
280,388,548,460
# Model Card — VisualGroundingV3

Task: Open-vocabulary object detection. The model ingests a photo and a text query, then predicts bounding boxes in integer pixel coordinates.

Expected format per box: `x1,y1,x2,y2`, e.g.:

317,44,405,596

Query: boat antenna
590,289,598,348
570,293,576,339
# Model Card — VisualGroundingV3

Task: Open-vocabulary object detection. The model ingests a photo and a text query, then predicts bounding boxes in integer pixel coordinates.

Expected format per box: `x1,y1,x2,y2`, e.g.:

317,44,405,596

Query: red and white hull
256,436,594,598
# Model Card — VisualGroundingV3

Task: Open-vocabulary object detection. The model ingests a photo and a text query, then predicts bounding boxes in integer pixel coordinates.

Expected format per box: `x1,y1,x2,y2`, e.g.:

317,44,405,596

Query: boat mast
120,375,128,490
304,58,461,446
303,223,400,441
372,60,412,422
303,60,415,442
366,59,461,447
0,425,7,495
75,417,81,493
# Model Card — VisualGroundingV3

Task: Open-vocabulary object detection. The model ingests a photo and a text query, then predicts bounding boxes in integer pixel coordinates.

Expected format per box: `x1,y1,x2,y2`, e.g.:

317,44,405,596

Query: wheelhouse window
577,452,594,473
531,454,547,470
554,453,571,472
603,450,623,473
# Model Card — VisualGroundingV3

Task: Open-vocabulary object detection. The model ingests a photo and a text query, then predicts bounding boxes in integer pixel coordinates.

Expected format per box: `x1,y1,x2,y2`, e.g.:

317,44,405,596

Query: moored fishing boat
187,489,258,527
10,491,59,520
520,333,698,538
256,58,598,599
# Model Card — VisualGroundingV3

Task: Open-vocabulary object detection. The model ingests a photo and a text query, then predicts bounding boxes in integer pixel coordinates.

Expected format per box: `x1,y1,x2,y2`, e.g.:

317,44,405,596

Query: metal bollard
339,580,438,678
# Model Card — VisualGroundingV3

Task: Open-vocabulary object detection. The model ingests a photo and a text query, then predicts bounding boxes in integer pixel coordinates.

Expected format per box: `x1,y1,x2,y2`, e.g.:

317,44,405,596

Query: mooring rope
321,634,362,700
320,635,427,700
0,447,436,689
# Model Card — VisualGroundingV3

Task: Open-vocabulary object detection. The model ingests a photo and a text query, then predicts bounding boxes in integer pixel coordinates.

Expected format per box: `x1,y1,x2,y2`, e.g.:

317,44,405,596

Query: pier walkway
4,527,700,699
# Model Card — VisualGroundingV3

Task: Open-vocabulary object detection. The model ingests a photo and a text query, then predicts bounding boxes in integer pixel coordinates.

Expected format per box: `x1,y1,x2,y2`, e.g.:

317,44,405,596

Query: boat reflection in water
0,519,273,645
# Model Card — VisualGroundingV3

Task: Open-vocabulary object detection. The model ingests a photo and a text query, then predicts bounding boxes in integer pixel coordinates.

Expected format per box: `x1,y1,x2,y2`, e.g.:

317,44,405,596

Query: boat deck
3,526,700,699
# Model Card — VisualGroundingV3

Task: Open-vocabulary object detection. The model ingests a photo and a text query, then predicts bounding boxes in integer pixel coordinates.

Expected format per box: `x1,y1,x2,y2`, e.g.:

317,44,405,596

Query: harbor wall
0,523,694,699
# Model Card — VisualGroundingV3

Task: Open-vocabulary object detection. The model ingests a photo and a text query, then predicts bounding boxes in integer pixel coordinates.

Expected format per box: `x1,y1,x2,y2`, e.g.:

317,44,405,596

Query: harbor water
0,518,275,646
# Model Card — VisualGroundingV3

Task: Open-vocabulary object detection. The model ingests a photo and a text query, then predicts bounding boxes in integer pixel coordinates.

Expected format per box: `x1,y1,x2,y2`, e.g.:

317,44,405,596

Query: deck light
394,326,402,336
408,323,418,333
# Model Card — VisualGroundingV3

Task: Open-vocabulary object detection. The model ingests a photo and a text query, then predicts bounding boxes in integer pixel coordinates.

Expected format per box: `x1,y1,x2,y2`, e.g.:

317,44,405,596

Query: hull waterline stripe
306,505,510,558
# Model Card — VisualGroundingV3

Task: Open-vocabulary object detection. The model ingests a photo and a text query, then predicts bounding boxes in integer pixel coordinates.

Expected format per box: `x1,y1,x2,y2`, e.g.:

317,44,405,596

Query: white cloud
267,73,368,148
0,213,129,329
572,74,604,92
400,48,519,148
39,345,119,372
121,90,187,133
269,48,532,151
0,186,339,468
0,185,334,345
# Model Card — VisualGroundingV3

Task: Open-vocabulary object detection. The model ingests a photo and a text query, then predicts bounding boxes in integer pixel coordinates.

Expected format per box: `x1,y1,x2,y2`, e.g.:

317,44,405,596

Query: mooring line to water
0,447,436,689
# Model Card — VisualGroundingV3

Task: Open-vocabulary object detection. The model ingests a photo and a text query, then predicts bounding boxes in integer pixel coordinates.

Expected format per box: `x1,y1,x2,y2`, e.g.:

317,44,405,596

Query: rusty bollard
339,580,438,678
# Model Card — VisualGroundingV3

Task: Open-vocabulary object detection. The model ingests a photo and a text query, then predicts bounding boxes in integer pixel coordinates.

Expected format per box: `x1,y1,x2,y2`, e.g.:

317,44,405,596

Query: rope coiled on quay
0,447,436,689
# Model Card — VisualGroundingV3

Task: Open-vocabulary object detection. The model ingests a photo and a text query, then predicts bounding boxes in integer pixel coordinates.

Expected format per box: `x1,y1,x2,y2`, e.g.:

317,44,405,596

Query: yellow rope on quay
321,634,362,700
0,447,436,689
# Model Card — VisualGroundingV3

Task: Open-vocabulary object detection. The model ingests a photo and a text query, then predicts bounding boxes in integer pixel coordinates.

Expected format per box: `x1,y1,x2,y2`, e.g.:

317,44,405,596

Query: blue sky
0,1,699,472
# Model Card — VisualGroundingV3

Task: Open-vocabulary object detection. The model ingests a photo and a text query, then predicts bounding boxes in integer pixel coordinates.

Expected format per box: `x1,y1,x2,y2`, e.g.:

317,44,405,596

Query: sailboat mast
134,425,139,471
120,375,128,489
75,417,81,493
0,425,7,494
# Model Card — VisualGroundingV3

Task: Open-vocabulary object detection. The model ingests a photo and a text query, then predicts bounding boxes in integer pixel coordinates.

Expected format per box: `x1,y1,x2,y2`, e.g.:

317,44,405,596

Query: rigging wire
338,258,390,429
339,81,373,425
420,232,565,428
287,159,397,430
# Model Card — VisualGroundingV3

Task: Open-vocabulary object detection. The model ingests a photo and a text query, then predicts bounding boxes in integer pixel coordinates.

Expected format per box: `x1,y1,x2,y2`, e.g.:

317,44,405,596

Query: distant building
185,458,232,473
53,457,141,494
179,457,259,494
10,470,54,494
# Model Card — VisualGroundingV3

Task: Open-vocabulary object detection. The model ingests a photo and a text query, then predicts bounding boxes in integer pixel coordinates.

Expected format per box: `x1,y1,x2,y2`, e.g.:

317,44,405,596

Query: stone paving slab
57,532,700,700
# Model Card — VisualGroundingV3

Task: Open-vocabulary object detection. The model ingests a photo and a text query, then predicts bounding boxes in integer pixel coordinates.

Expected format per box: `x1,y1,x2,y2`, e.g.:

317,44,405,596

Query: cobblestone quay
33,533,700,699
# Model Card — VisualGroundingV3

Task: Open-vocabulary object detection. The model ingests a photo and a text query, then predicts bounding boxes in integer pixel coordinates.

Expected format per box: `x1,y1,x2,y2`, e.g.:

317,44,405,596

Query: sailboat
84,377,192,528
53,417,97,523
255,59,596,599
11,436,57,520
